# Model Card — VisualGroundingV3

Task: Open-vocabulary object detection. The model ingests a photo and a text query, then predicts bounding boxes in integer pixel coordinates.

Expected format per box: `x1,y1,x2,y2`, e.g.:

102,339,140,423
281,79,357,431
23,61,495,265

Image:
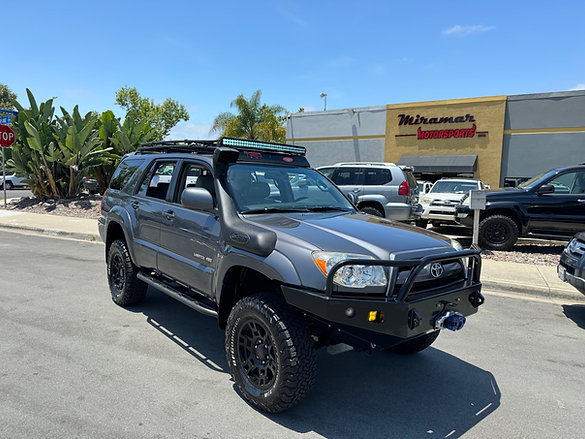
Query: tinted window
137,161,177,200
331,168,363,185
364,168,392,185
549,171,585,194
109,158,144,191
430,181,479,194
318,168,335,179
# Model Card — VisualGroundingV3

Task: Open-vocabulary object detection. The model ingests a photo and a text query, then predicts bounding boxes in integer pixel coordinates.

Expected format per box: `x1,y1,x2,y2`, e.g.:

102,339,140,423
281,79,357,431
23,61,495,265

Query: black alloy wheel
107,240,147,306
479,214,519,251
225,293,316,413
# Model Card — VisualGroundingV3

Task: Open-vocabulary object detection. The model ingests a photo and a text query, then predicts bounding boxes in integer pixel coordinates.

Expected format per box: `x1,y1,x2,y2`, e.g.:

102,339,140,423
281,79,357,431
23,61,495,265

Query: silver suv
318,162,419,221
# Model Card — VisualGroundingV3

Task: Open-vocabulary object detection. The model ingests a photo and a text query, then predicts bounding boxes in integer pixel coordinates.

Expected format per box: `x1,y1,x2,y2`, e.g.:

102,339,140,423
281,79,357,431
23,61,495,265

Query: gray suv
317,163,419,221
99,138,483,413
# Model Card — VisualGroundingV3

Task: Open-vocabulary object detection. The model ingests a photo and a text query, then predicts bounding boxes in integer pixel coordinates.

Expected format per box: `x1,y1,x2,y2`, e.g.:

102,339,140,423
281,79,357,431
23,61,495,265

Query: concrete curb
481,280,585,303
0,223,100,242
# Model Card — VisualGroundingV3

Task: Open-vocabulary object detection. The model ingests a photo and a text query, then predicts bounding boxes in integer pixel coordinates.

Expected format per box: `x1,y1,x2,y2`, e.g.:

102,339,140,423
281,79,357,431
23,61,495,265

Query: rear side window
137,161,178,200
331,168,364,185
109,158,145,191
364,168,392,185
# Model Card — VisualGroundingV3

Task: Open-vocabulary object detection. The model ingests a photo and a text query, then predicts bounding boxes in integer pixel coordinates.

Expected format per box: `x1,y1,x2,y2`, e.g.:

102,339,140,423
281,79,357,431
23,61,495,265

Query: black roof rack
137,137,306,156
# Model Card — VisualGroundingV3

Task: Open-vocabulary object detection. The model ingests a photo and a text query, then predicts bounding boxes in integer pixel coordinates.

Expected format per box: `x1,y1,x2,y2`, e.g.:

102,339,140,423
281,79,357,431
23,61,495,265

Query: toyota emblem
430,262,444,278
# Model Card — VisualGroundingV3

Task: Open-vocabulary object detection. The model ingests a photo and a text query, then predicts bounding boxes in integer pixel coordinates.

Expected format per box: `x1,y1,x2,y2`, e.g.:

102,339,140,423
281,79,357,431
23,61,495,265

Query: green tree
0,83,17,110
54,106,107,198
211,90,287,142
115,86,189,140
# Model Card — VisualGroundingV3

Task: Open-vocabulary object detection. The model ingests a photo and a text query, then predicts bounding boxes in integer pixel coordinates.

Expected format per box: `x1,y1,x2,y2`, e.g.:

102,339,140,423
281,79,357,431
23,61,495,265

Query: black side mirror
181,187,214,212
537,184,554,195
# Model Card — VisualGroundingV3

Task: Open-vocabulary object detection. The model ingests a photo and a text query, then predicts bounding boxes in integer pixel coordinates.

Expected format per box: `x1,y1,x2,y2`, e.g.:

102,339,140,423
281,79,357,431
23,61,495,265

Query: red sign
0,125,15,147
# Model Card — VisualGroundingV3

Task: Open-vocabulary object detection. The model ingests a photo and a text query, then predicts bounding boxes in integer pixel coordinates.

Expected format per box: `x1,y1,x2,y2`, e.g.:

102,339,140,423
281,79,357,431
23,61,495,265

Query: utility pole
320,93,327,111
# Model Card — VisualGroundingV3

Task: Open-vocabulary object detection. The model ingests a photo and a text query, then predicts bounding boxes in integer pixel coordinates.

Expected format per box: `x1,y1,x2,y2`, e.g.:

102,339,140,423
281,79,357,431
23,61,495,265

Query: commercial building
286,90,585,188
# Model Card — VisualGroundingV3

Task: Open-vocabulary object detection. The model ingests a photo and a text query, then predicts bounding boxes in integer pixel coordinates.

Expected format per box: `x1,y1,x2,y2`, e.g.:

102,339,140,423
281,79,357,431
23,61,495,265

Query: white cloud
571,83,585,90
168,122,213,140
442,25,494,36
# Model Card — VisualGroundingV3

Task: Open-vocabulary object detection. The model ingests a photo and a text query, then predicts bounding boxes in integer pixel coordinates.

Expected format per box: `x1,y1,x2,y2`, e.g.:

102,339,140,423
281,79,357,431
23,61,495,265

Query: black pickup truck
99,137,483,412
456,165,585,250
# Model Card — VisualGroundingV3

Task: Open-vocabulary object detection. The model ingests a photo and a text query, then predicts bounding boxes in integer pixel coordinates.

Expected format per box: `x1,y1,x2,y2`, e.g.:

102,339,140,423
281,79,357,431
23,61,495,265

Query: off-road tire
225,293,316,413
360,206,384,217
479,214,519,251
389,330,440,354
107,240,147,306
415,219,428,228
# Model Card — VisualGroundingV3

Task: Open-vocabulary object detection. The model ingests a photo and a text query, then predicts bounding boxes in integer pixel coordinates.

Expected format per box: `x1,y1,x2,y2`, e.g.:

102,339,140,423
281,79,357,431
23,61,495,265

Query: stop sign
0,125,15,147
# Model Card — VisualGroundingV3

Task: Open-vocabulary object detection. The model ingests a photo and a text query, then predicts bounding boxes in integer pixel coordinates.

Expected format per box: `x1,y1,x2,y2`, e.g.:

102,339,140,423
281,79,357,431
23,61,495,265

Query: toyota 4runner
99,138,484,413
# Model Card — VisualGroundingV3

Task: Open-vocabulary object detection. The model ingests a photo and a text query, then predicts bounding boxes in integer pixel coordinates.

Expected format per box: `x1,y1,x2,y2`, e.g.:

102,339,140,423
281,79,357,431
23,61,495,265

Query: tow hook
434,311,466,331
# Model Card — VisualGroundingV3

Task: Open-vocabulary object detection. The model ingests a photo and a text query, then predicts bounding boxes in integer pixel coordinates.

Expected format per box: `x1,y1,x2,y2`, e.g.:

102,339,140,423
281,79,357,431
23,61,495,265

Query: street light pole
320,93,327,111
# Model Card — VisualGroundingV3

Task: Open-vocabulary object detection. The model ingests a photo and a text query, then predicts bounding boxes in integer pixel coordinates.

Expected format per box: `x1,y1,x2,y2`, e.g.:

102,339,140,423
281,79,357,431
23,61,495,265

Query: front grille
393,261,467,301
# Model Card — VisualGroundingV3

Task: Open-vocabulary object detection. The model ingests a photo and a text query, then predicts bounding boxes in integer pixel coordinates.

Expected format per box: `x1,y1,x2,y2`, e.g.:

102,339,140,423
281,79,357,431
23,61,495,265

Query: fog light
368,310,384,323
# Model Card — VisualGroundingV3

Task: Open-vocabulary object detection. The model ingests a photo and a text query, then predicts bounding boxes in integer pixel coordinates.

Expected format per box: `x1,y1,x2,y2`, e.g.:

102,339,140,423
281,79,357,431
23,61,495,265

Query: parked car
100,138,483,413
0,173,26,190
82,177,99,194
418,180,433,194
558,232,585,296
456,165,585,250
416,178,487,228
317,162,419,221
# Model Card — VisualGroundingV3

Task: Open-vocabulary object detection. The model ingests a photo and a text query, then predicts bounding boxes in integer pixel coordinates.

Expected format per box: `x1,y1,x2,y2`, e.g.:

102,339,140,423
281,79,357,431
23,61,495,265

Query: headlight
460,194,470,207
420,196,431,205
312,251,387,288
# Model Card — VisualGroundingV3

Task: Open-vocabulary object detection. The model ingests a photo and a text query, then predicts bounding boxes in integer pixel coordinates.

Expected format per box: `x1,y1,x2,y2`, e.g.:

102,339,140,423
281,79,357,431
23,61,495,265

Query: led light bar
221,137,306,155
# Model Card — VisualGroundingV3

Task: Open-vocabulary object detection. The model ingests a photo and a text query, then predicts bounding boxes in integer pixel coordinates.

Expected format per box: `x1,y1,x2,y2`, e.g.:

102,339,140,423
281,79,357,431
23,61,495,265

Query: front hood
245,212,454,259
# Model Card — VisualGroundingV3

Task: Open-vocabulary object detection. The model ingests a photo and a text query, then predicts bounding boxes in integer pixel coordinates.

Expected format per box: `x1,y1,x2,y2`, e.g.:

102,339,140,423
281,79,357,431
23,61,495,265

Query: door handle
164,210,175,219
352,188,361,193
131,201,139,210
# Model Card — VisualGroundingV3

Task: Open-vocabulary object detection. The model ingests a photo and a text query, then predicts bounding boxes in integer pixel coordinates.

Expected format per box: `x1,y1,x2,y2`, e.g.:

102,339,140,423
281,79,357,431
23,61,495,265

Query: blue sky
3,0,584,139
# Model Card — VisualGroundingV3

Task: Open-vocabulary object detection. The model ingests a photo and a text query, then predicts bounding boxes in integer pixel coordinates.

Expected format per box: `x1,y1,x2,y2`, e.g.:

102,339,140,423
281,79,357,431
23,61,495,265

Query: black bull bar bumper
282,250,484,342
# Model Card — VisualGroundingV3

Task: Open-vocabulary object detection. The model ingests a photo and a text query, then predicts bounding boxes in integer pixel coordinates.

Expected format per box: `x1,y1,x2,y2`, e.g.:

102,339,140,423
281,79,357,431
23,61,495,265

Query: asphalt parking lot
1,230,584,439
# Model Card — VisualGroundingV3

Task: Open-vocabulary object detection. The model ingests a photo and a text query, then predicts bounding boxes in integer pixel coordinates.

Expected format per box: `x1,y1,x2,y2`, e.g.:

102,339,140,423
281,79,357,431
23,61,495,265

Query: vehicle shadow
274,348,501,439
127,287,228,373
128,289,500,438
562,304,585,330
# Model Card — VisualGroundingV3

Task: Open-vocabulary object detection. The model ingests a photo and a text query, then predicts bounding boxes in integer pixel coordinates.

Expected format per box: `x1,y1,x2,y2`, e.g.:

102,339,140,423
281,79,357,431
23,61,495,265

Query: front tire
389,330,440,354
107,240,147,306
479,214,519,251
415,219,428,228
5,181,13,190
225,293,316,413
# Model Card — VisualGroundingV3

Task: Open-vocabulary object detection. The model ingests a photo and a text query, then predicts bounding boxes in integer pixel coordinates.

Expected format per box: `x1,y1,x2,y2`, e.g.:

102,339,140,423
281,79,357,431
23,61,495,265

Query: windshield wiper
305,206,352,212
241,207,311,214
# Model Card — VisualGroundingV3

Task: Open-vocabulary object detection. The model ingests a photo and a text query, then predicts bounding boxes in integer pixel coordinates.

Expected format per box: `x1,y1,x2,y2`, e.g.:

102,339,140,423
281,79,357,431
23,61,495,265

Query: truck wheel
107,240,147,306
479,214,519,251
389,330,440,354
360,206,384,217
225,293,316,413
415,219,428,229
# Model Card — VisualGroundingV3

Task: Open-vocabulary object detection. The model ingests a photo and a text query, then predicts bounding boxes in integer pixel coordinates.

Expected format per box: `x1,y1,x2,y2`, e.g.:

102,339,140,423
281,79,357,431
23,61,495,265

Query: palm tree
211,90,287,142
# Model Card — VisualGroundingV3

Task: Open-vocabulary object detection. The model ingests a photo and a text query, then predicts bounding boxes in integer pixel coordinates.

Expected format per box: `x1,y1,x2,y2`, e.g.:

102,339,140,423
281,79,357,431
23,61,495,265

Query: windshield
518,169,557,190
430,180,479,194
226,164,356,214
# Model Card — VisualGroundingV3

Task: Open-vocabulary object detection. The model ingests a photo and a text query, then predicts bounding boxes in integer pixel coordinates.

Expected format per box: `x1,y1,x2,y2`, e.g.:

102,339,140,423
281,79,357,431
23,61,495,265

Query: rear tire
5,181,13,190
389,331,440,354
479,214,519,251
225,293,316,413
360,206,384,217
107,240,147,306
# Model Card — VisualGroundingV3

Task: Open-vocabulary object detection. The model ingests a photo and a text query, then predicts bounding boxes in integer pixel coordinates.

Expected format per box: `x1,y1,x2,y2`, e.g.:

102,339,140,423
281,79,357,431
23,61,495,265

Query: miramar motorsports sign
396,113,487,140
